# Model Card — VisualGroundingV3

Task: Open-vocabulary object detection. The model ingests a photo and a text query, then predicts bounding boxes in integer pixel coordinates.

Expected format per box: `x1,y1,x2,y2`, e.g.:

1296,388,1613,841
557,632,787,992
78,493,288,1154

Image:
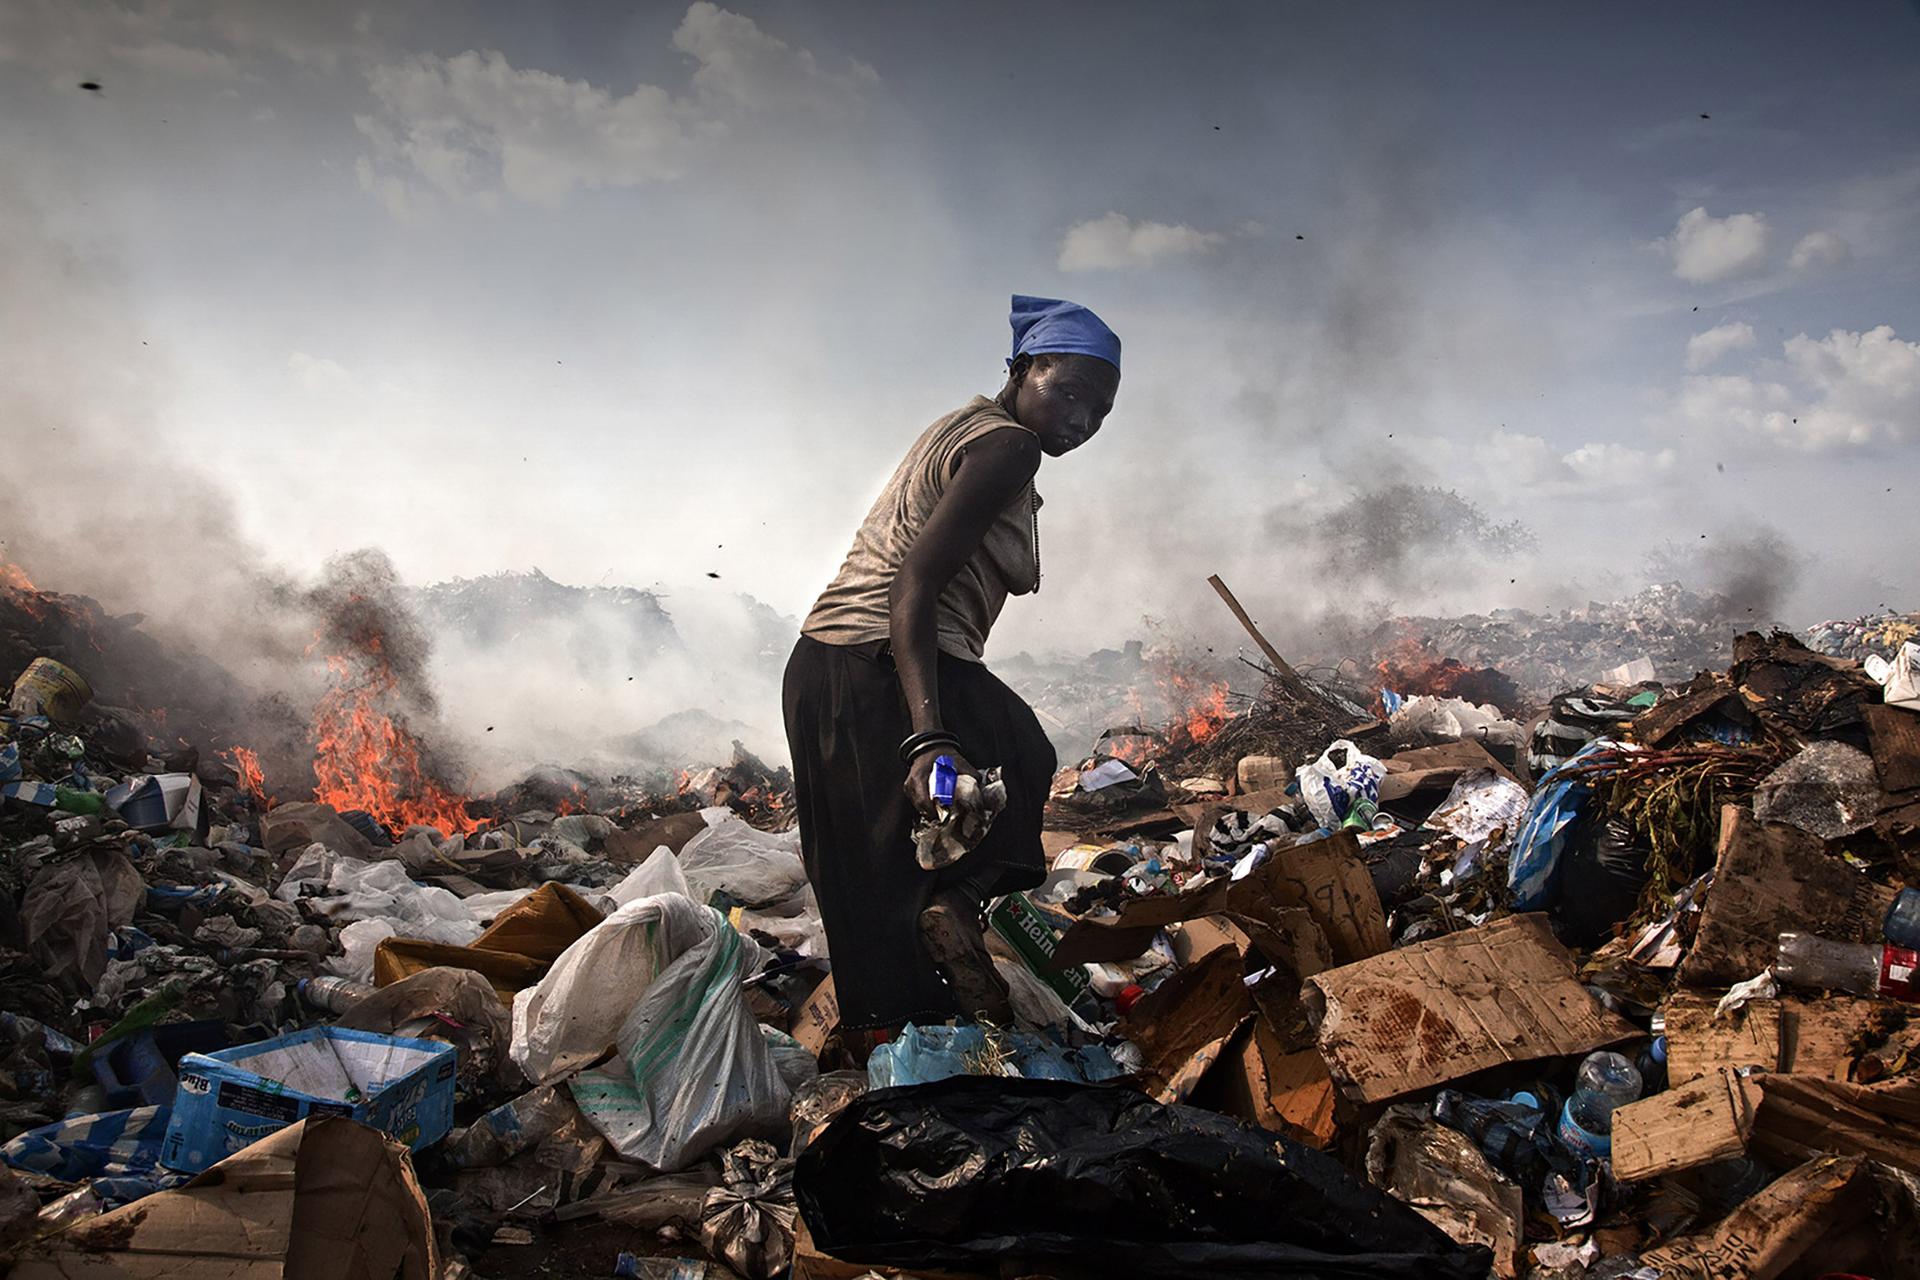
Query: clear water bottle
1775,932,1882,996
1557,1051,1642,1159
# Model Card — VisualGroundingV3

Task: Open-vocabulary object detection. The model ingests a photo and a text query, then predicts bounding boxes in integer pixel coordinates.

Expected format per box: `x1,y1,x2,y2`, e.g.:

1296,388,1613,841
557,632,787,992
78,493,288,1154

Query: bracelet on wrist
898,730,961,763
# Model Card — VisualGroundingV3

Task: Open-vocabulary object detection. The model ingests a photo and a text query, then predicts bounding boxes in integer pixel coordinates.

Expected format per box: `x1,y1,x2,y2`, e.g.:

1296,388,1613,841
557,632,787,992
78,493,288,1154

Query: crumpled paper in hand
914,767,1007,870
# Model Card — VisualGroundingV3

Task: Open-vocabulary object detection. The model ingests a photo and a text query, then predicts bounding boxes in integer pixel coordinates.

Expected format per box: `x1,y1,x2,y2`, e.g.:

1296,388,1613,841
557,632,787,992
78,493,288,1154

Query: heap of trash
1,564,1917,1280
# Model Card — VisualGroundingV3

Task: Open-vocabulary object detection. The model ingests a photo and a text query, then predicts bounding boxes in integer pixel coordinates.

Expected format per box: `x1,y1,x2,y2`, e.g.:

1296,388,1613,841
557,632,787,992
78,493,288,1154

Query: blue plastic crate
161,1026,455,1173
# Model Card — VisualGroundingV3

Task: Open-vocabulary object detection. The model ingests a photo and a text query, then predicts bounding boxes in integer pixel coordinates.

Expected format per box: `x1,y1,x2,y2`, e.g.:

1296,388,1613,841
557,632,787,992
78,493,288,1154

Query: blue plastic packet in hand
931,754,957,807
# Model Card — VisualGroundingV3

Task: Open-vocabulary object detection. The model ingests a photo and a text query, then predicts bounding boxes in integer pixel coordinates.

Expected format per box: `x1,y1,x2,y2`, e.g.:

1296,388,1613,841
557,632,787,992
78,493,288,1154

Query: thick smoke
1644,527,1808,624
0,192,793,795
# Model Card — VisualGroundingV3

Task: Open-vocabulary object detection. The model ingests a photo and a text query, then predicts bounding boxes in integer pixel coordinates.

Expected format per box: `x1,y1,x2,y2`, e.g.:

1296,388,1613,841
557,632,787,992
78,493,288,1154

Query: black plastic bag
795,1077,1491,1279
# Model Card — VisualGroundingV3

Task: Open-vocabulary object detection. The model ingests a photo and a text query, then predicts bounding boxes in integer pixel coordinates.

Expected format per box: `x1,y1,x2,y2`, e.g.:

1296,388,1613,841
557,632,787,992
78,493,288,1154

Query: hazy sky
4,1,1919,660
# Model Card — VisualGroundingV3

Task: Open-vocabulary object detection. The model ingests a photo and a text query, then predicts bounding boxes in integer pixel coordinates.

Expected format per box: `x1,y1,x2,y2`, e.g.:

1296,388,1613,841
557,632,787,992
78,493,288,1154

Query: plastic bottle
1887,888,1920,950
298,975,373,1013
1556,1051,1642,1159
54,786,105,816
1635,1036,1668,1096
1775,932,1883,996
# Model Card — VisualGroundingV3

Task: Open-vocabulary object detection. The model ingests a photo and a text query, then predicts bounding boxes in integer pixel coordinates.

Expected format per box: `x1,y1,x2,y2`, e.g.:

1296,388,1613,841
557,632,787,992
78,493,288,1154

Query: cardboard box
1636,1155,1870,1280
1198,1016,1338,1148
163,1028,455,1174
791,975,839,1057
1306,913,1635,1104
989,891,1091,1004
13,1116,436,1280
1678,805,1899,988
1119,947,1252,1103
1054,831,1386,968
1613,1068,1920,1183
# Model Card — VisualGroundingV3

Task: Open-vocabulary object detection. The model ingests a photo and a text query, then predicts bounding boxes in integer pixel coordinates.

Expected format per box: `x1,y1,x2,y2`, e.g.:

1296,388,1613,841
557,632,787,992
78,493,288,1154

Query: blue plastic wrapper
868,1024,1123,1090
931,754,957,807
1,1106,189,1206
1507,738,1613,911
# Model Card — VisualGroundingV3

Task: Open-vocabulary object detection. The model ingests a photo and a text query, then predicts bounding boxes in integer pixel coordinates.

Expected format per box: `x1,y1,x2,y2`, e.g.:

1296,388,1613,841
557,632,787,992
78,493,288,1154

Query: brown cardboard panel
1661,992,1781,1082
1677,805,1898,988
1376,740,1518,803
1864,703,1920,792
1611,1069,1757,1182
1636,1155,1870,1280
791,975,839,1057
602,811,711,863
374,882,603,998
12,1117,434,1280
1120,947,1254,1103
1778,994,1920,1076
1166,917,1251,967
1747,1073,1920,1175
1054,831,1385,967
1307,913,1636,1104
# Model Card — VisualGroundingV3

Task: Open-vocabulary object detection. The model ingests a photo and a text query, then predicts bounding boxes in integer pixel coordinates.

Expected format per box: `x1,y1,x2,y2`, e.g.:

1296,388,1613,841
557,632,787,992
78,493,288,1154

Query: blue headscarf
1008,294,1121,371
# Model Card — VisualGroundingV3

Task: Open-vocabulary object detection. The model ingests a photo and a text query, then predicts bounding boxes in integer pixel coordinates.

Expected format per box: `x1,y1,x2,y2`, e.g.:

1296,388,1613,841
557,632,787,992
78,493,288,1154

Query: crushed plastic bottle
1775,932,1884,997
1556,1051,1641,1159
298,975,374,1014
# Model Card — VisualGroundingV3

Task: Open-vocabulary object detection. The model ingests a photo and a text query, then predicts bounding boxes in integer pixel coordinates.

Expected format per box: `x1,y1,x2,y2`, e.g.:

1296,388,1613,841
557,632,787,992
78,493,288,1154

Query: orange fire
310,652,481,836
0,560,52,622
224,746,271,808
1152,664,1234,747
1373,636,1519,715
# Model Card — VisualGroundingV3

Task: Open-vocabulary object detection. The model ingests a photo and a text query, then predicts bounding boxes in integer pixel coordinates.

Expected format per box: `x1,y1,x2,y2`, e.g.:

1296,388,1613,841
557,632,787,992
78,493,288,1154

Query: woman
784,295,1122,1038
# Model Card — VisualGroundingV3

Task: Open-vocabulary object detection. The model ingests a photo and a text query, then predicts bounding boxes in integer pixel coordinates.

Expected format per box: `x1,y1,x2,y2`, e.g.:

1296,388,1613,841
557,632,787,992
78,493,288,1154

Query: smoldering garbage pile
2,571,1919,1280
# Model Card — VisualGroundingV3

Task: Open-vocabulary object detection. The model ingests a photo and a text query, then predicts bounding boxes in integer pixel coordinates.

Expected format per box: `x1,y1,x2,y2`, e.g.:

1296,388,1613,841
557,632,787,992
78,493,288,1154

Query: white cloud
1057,212,1226,272
1788,229,1851,271
1473,430,1674,495
355,4,873,211
1662,207,1769,283
1667,325,1920,450
1685,320,1756,371
288,351,349,392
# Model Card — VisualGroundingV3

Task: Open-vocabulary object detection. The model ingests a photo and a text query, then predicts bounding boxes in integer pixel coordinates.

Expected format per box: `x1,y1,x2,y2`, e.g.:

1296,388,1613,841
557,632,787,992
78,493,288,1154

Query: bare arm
890,427,1040,815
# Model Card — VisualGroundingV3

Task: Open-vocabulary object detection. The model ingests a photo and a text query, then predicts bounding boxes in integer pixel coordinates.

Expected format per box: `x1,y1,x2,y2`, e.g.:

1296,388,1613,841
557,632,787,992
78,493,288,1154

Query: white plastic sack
607,846,693,907
1865,640,1920,711
1297,739,1385,829
558,895,788,1171
1425,769,1531,848
1389,696,1526,750
511,893,721,1084
678,815,808,908
278,845,482,945
329,918,397,981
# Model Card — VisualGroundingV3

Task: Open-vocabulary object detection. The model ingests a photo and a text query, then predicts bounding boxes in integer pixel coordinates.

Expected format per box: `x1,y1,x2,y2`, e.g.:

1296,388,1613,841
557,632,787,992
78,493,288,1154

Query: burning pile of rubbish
0,556,1917,1280
1353,583,1763,702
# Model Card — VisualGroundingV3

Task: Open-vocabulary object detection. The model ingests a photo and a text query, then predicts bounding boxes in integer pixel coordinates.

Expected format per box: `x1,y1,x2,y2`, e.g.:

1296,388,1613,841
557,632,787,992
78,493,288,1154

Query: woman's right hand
904,746,980,821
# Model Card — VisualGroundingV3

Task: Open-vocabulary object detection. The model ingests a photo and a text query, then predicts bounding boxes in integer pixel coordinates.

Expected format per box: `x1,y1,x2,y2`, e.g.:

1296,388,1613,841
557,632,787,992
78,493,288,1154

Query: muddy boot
919,889,1015,1025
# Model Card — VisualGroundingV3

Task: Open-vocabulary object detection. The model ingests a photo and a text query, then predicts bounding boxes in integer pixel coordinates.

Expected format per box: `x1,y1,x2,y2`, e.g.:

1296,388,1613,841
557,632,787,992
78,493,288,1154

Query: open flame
1,559,54,623
1373,636,1521,714
310,650,481,837
223,746,271,808
1152,663,1234,748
